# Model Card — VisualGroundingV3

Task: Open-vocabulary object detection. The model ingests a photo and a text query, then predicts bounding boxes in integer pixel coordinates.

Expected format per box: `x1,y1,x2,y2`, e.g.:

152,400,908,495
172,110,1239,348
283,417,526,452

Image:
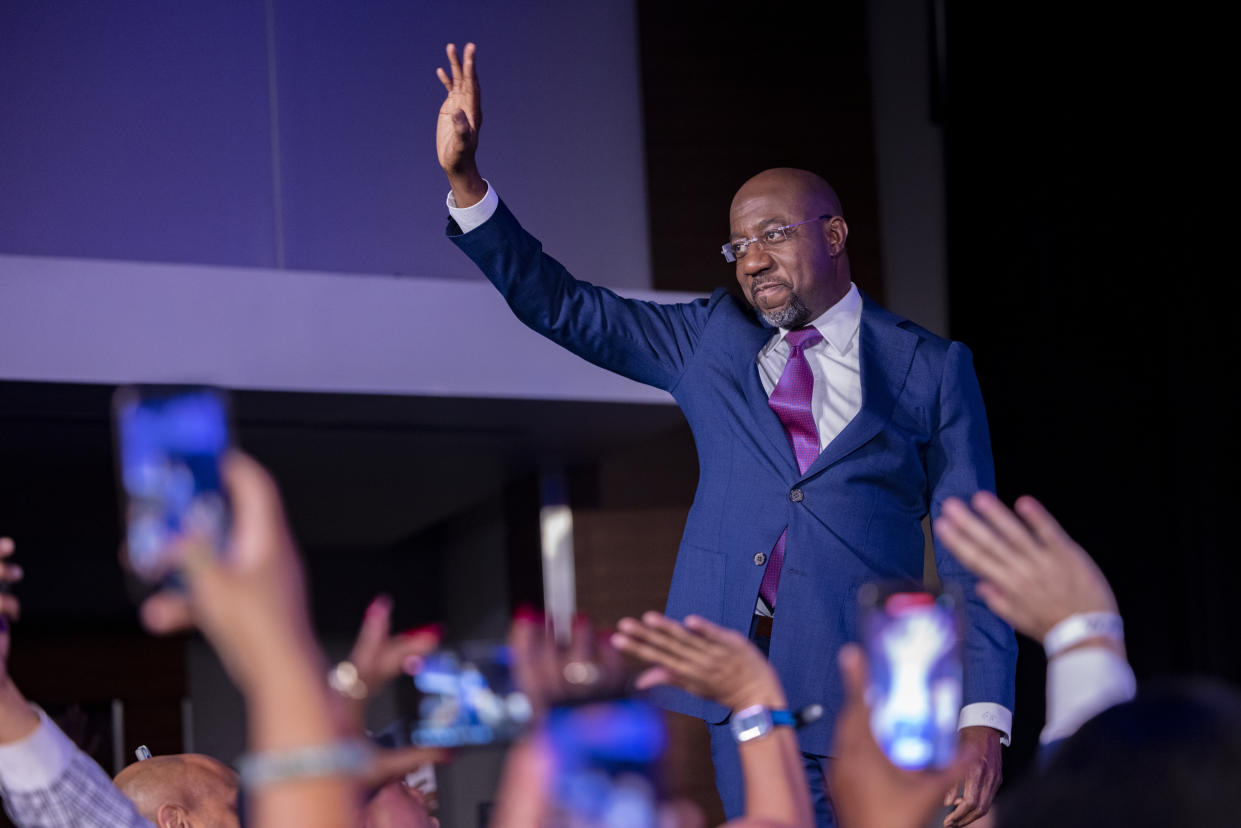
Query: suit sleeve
448,200,711,392
926,342,1019,714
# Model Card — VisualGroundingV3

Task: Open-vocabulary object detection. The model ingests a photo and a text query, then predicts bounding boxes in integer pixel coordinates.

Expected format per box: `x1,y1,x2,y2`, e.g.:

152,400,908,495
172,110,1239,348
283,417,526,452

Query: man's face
729,186,842,329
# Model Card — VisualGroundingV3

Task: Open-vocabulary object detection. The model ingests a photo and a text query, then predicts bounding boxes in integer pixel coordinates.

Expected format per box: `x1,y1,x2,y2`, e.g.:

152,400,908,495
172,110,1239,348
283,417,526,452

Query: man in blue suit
434,43,1016,827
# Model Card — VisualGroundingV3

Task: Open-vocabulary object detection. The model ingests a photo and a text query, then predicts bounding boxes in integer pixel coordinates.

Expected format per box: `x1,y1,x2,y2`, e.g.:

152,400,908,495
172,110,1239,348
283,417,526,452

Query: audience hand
611,612,785,711
829,644,976,828
0,537,20,625
934,492,1117,641
509,610,626,717
138,452,317,693
0,536,40,745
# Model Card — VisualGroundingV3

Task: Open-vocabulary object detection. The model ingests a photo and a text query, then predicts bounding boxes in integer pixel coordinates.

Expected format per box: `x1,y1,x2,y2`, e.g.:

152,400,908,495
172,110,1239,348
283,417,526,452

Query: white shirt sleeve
446,179,499,234
1040,645,1137,744
958,702,1013,746
0,706,78,792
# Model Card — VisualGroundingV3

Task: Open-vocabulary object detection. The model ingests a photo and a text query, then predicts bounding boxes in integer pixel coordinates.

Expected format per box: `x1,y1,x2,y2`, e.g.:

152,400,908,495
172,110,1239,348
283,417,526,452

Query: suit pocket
664,542,725,624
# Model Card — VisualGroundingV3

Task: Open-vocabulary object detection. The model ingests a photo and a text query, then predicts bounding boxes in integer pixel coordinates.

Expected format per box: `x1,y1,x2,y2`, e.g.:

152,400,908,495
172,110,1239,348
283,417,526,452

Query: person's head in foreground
728,167,851,329
113,752,240,828
999,678,1241,828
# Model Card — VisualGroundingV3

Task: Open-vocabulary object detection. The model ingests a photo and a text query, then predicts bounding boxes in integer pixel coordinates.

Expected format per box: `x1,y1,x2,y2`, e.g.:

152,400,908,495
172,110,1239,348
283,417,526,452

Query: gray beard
760,293,812,329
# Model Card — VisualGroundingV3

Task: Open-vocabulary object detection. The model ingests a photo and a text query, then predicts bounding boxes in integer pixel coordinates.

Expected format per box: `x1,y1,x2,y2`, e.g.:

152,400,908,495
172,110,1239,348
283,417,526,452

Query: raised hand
611,612,785,711
934,491,1118,642
435,42,486,206
138,452,318,694
829,644,977,828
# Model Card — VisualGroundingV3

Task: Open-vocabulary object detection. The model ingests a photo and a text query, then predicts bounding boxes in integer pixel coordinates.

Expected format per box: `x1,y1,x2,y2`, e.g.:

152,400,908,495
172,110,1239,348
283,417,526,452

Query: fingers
139,591,194,634
1014,495,1074,551
222,451,285,534
435,66,452,93
969,491,1040,557
943,743,991,827
633,665,672,690
446,42,462,85
350,594,394,667
0,537,14,557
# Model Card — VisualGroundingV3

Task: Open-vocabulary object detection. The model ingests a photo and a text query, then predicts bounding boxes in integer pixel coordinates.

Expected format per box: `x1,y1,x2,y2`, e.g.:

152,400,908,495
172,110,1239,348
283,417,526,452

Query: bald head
728,168,851,328
115,753,239,828
730,168,844,221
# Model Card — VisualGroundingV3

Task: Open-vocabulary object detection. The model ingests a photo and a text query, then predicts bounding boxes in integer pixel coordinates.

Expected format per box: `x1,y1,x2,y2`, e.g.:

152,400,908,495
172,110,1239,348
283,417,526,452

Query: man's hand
610,612,785,711
435,42,486,206
941,726,1002,827
829,644,977,828
934,491,1118,642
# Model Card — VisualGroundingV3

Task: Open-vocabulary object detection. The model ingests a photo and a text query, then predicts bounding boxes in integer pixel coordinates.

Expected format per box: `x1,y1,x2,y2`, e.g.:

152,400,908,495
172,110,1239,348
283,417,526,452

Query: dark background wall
942,2,1236,774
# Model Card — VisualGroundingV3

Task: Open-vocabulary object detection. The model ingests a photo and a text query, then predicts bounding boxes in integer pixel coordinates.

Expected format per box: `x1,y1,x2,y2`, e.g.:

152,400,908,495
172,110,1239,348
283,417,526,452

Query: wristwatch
730,704,795,743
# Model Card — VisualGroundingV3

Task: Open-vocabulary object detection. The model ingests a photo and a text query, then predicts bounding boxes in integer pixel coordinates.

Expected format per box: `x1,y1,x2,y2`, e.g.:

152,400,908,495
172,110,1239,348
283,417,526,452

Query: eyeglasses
721,215,834,263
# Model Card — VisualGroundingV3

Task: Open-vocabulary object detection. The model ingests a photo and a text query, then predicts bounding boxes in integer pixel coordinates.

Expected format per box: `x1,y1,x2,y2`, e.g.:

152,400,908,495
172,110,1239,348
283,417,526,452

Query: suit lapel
738,324,801,476
802,296,917,479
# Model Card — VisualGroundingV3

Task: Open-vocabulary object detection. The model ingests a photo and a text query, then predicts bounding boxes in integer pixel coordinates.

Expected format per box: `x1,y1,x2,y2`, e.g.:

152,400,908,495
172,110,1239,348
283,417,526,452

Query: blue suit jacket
451,201,1017,755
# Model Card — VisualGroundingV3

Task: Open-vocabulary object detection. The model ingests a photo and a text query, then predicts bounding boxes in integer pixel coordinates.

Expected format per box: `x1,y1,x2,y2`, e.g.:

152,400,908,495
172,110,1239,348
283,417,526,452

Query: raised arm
436,42,486,208
612,612,814,828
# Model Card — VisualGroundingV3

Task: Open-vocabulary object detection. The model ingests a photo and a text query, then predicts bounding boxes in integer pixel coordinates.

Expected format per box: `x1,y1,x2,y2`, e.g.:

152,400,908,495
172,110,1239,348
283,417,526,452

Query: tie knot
784,327,823,352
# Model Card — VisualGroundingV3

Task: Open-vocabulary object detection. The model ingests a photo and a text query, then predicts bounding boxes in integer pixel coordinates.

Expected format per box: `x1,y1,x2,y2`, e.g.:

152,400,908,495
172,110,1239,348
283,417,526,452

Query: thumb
452,109,472,137
140,591,194,634
837,643,868,701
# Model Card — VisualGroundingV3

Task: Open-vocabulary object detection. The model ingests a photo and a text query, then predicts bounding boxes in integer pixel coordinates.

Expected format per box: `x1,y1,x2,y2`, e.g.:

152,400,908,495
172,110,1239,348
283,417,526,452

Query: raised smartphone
113,385,231,585
408,643,533,747
544,697,665,828
858,583,963,770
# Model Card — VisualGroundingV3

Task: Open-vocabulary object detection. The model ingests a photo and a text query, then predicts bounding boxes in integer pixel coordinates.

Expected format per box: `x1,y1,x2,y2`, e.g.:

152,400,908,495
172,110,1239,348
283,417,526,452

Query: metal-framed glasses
721,215,834,262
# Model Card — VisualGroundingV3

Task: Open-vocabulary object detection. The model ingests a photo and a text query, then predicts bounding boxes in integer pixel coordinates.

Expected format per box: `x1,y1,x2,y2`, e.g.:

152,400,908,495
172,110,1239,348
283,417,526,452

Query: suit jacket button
789,488,804,502
753,552,766,566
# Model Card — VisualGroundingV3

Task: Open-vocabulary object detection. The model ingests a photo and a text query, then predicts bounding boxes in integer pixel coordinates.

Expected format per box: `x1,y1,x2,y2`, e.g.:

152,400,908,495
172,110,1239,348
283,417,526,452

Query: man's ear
156,803,190,828
828,217,849,255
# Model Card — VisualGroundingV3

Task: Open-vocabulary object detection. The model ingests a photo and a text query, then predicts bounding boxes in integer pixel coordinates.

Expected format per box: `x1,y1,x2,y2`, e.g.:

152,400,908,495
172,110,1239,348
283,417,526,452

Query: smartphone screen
113,386,231,584
544,698,665,828
859,584,962,770
409,644,533,747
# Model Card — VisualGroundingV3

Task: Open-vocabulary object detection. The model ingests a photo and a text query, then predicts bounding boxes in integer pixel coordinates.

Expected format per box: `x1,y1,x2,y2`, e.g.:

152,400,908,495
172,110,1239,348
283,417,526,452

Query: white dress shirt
448,182,1013,743
0,706,153,827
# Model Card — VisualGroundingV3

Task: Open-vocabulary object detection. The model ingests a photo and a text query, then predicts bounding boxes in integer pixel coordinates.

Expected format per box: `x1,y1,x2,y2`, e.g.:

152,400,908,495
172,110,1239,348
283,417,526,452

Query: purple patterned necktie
759,327,824,608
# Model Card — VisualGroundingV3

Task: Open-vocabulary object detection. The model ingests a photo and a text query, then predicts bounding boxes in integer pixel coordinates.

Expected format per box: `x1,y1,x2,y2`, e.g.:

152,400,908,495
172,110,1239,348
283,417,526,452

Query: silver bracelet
238,740,372,789
1042,612,1124,658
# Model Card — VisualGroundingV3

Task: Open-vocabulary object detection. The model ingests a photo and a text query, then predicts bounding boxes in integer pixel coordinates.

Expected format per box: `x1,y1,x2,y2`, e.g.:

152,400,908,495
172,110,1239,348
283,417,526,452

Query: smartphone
858,582,962,771
113,385,231,585
544,697,665,828
408,643,533,747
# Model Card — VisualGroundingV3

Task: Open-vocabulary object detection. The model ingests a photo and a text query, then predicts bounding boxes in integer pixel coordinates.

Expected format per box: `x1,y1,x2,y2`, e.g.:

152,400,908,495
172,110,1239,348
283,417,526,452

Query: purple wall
0,0,652,287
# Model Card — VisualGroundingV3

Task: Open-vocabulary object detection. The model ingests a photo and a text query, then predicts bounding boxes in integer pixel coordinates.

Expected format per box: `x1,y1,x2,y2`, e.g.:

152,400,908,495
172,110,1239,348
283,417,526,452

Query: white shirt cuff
446,179,498,234
958,702,1012,746
0,706,79,792
1041,645,1136,744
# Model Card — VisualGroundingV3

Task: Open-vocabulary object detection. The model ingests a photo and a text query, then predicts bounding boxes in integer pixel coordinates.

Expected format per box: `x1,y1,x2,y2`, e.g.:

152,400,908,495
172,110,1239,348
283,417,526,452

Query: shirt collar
759,283,862,360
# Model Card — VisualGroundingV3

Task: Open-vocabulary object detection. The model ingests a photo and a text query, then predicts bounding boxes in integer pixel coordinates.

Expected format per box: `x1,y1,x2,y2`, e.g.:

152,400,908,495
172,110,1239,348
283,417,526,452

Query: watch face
731,706,772,742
